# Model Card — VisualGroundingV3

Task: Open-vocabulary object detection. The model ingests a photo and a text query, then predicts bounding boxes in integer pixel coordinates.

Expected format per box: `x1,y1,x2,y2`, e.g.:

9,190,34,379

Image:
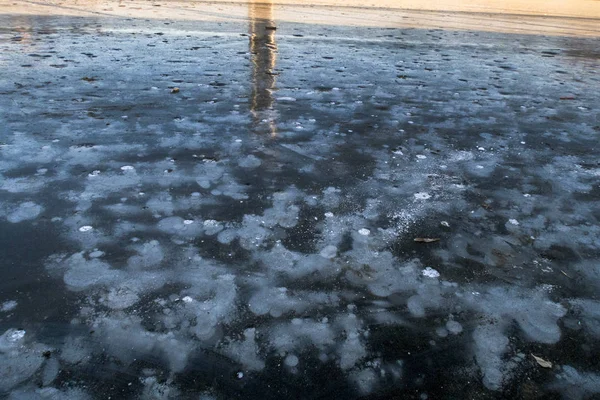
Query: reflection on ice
249,0,278,136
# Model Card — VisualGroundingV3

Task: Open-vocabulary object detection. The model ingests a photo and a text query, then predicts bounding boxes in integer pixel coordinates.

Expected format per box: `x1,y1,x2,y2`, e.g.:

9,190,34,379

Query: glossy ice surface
0,0,599,398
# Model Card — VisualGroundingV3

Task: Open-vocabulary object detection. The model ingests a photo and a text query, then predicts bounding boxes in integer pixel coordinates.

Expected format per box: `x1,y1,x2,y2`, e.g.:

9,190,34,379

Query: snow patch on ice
422,267,440,278
1,301,17,313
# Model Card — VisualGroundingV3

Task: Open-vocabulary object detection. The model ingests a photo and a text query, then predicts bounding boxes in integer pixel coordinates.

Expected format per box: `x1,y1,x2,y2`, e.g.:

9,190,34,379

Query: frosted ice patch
446,320,463,334
62,253,123,291
436,327,449,337
222,328,265,371
238,155,262,169
350,368,378,395
1,300,17,312
78,225,93,232
183,219,194,225
217,229,237,244
0,329,46,392
120,165,135,171
416,155,427,159
202,219,223,235
103,286,140,310
182,296,194,303
320,245,338,259
127,241,164,269
358,228,371,236
270,318,335,354
473,324,509,390
550,366,600,399
284,354,299,367
464,286,566,345
324,212,334,218
157,216,203,235
140,377,178,399
89,250,104,258
7,202,43,223
508,219,519,225
41,358,60,385
338,327,367,370
422,267,440,278
414,192,431,200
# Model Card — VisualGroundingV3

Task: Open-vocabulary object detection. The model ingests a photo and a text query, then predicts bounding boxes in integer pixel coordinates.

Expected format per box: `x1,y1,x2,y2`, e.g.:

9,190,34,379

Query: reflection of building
248,0,278,136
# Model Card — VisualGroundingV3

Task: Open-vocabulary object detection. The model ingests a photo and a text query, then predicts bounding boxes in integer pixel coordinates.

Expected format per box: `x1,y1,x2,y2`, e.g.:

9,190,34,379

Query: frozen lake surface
1,1,600,398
